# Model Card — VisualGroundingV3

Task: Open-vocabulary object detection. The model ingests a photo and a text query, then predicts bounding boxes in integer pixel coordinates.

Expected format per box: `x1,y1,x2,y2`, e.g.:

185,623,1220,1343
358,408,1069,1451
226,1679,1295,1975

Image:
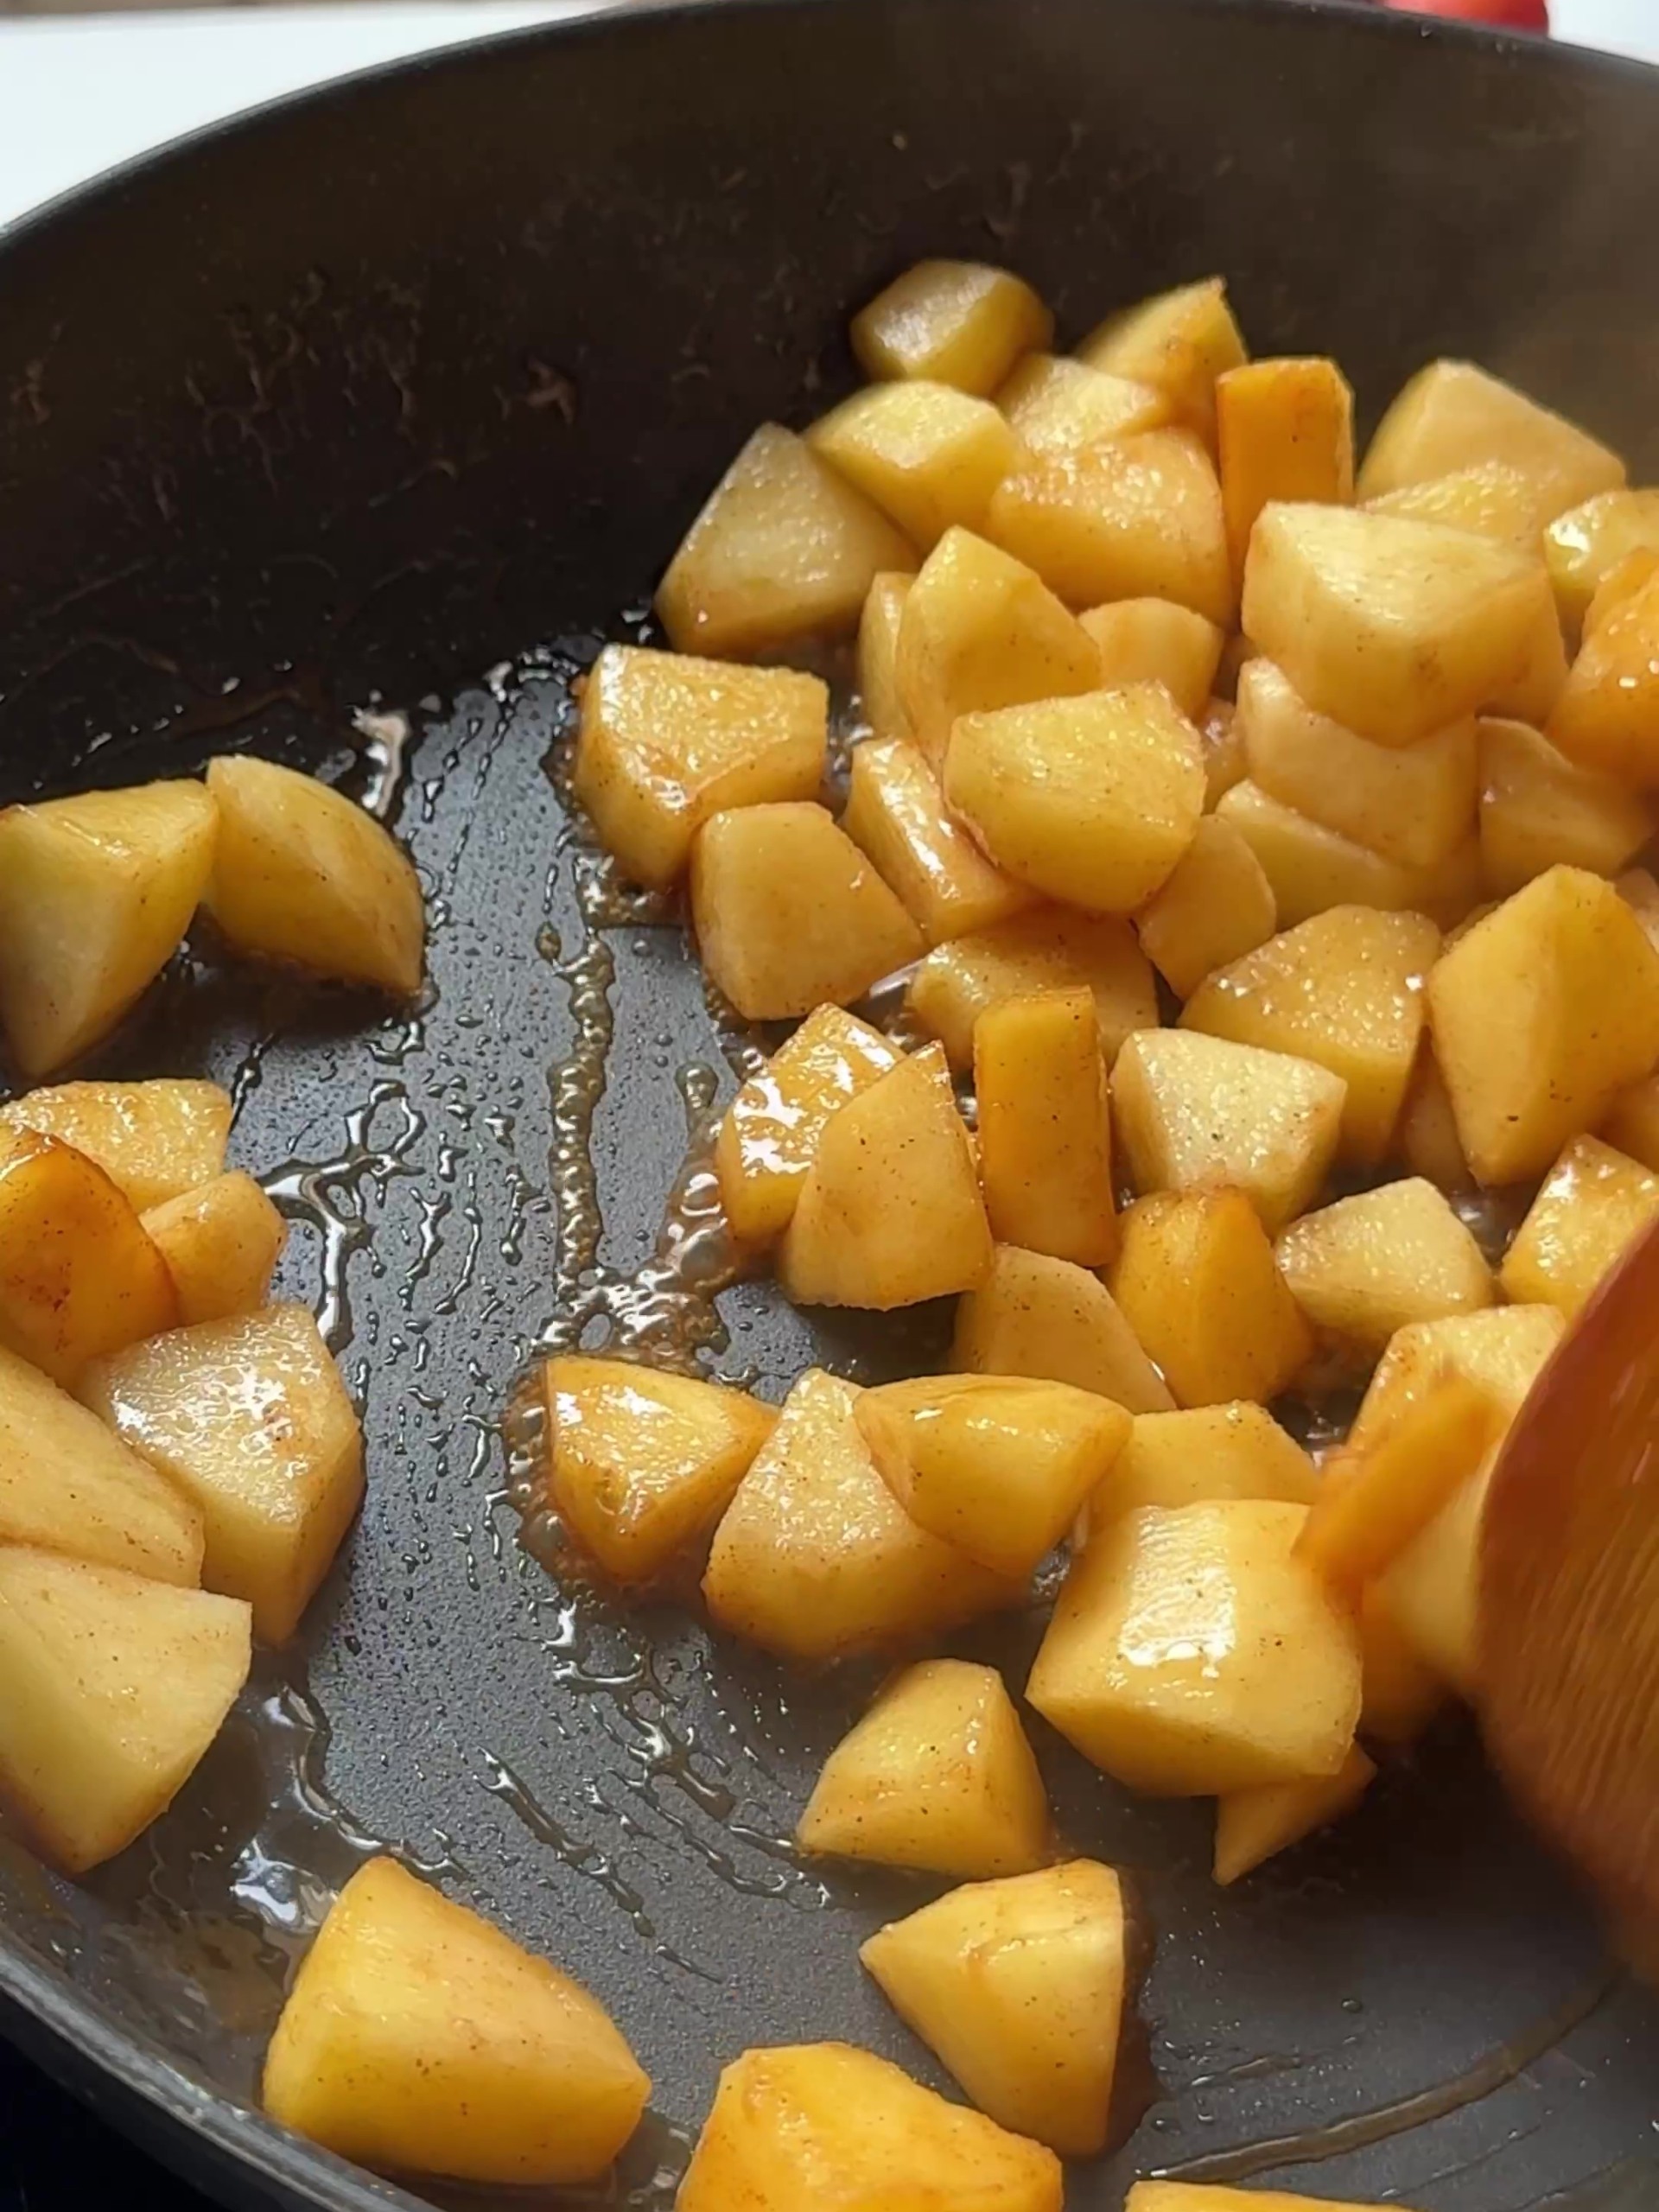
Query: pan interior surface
2,2,1659,2205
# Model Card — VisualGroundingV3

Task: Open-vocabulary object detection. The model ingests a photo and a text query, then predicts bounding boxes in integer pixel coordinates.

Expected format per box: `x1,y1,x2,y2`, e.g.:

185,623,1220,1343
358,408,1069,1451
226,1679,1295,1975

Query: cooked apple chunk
1213,1744,1376,1887
1111,1027,1345,1230
0,779,217,1077
861,1859,1126,2155
857,571,915,745
82,1303,363,1644
572,643,825,888
907,906,1157,1071
842,736,1033,944
0,1546,249,1872
0,1343,203,1586
0,1078,231,1211
856,1374,1130,1575
143,1172,287,1326
798,1658,1049,1878
1546,486,1659,641
690,802,922,1021
1106,1402,1319,1517
1242,502,1552,747
1075,276,1247,447
1274,1178,1493,1355
779,1045,991,1308
1548,562,1659,785
893,527,1100,769
1499,1135,1659,1318
678,2044,1062,2212
655,423,914,657
1396,1048,1475,1195
975,986,1117,1266
944,684,1205,914
702,1370,1014,1662
205,756,423,995
1428,865,1659,1184
1366,457,1556,550
997,354,1171,454
1216,356,1356,576
1185,906,1441,1166
543,1356,774,1585
1215,779,1478,931
1079,597,1224,718
1135,816,1278,1001
851,260,1053,395
1297,1373,1497,1592
807,381,1020,546
714,1005,900,1243
263,1856,649,2186
1111,1189,1312,1408
1479,716,1651,897
0,1130,178,1384
986,430,1233,623
1357,359,1624,518
954,1244,1173,1414
1027,1500,1362,1793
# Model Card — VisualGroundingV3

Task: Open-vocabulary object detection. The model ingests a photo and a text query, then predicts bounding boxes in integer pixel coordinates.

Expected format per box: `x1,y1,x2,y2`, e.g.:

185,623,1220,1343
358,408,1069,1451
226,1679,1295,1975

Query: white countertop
0,0,1656,233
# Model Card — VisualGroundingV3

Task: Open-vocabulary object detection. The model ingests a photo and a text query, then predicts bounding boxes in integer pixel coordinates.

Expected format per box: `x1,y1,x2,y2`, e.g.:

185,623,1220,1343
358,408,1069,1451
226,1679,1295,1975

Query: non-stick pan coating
3,2,1659,2205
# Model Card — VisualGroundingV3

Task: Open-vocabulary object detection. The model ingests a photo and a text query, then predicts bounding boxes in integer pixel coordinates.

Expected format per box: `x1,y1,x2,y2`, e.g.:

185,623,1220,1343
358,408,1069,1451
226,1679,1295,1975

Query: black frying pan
3,2,1659,2205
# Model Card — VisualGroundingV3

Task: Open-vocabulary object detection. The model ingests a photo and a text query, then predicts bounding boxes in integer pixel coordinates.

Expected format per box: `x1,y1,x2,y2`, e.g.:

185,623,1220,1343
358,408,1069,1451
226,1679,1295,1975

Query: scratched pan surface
2,0,1659,2204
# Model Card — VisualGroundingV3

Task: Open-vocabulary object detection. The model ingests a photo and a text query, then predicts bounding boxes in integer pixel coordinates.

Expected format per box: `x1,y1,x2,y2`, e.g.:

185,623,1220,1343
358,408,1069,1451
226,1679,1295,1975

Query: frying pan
3,0,1659,2204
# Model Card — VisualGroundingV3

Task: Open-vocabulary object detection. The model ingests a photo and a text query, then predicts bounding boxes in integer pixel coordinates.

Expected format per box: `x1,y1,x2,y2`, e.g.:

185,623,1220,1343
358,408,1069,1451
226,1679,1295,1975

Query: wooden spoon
1479,1211,1659,1942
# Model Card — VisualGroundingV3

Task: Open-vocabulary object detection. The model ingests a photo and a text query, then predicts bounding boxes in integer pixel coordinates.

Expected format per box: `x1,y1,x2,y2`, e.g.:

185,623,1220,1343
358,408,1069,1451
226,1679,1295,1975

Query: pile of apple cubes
550,264,1659,2205
0,753,422,1874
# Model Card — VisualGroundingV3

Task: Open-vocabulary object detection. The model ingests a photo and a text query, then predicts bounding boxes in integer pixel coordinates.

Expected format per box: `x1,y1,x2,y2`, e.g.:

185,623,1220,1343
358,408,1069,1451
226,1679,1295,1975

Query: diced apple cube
1478,716,1651,897
0,1079,231,1211
1357,359,1625,518
1027,1500,1362,1793
996,353,1170,454
1216,779,1479,931
572,643,825,888
1546,486,1659,643
143,1171,287,1326
1274,1179,1493,1355
205,757,423,995
852,261,1053,395
842,736,1033,945
861,1859,1126,2157
1135,816,1278,1001
1217,357,1355,577
543,1356,775,1585
974,986,1116,1266
714,1005,900,1243
702,1370,1014,1662
1428,865,1659,1184
263,1856,648,2185
81,1304,363,1644
1499,1135,1659,1318
1238,658,1478,870
1548,563,1659,785
1106,1402,1319,1516
1298,1373,1498,1591
808,381,1020,546
907,906,1156,1071
893,527,1103,768
0,779,217,1077
0,1130,177,1385
953,1245,1173,1413
779,1044,992,1308
1366,457,1555,550
0,1546,249,1872
1111,1027,1344,1231
690,802,923,1020
1110,1189,1312,1408
678,2044,1062,2212
1396,1048,1475,1194
945,684,1205,913
1185,906,1442,1166
987,431,1233,622
1213,1744,1376,1886
1242,502,1553,747
1488,587,1569,728
798,1658,1049,1878
1078,598,1225,718
656,423,915,657
1076,277,1248,447
856,1374,1130,1575
857,571,915,745
0,1343,203,1586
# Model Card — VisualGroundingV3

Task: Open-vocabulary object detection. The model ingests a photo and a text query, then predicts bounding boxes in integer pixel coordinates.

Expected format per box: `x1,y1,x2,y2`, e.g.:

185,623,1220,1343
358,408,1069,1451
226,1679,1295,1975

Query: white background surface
0,0,1656,232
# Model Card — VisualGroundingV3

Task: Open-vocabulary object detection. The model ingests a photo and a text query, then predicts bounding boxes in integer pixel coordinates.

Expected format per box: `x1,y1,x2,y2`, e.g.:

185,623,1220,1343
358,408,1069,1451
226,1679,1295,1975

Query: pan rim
1,0,1656,2207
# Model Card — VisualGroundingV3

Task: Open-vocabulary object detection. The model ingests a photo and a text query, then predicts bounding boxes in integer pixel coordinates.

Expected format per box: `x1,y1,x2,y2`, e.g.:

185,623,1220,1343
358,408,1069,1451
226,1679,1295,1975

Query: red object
1379,0,1549,26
